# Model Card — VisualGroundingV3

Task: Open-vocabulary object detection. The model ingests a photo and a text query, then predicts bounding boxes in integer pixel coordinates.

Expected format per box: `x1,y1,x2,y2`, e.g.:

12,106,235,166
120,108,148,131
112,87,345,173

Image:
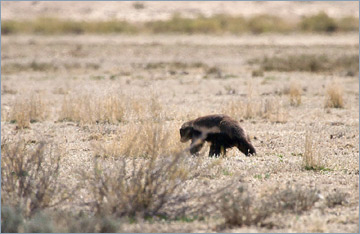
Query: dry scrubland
1,3,359,232
1,32,359,232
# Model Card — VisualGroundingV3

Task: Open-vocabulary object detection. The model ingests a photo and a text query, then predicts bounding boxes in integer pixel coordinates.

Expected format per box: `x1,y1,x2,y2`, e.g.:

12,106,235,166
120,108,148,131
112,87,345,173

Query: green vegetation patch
2,13,358,35
2,17,138,35
301,12,358,32
254,53,359,74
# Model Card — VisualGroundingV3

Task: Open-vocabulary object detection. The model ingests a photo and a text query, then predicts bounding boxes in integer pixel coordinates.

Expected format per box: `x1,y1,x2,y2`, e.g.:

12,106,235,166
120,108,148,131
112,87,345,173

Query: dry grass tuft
223,80,287,123
288,81,302,106
224,98,288,123
303,132,329,171
92,122,183,158
59,93,166,124
325,82,344,108
8,94,49,129
59,93,126,124
1,138,73,217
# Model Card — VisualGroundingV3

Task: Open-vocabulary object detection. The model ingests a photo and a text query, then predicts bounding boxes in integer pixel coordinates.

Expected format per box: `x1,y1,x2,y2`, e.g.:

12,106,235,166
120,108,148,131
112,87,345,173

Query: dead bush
219,186,271,227
1,138,73,217
325,191,348,208
218,184,319,228
325,82,344,108
84,152,198,219
267,185,320,214
9,94,48,129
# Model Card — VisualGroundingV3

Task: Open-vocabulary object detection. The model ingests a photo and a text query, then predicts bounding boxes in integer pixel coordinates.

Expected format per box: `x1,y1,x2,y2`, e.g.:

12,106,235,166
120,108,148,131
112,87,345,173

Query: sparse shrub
67,213,99,233
204,66,222,79
219,186,271,227
256,53,359,74
23,212,54,233
67,214,120,233
1,138,72,216
144,61,207,71
1,205,24,233
147,14,247,34
325,191,348,208
325,82,344,108
29,60,58,71
133,2,145,10
336,16,359,32
1,20,19,34
252,69,264,77
267,185,320,214
218,184,320,228
247,14,291,34
288,82,302,106
85,152,193,219
1,17,138,35
9,94,49,129
2,14,358,35
1,85,17,95
300,12,337,32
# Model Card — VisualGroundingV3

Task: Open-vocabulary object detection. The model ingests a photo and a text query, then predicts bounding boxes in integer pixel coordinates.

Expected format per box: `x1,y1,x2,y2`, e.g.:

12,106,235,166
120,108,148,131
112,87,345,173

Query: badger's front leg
209,143,222,157
189,138,204,155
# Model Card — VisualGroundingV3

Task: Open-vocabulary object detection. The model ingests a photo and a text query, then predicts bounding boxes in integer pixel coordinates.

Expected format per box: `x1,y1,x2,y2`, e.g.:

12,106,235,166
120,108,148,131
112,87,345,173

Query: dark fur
180,114,256,157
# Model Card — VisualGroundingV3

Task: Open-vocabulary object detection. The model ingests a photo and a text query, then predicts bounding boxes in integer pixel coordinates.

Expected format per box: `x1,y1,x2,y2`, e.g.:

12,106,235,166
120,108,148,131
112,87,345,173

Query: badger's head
179,121,193,143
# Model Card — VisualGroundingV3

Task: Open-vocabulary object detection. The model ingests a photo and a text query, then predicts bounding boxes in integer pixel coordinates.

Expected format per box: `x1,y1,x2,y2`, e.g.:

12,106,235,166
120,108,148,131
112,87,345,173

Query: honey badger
180,114,256,157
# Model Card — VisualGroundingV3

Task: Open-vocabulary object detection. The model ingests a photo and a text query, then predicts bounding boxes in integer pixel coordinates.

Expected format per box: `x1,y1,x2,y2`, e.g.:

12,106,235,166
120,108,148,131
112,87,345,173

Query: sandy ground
1,32,359,232
1,1,359,22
